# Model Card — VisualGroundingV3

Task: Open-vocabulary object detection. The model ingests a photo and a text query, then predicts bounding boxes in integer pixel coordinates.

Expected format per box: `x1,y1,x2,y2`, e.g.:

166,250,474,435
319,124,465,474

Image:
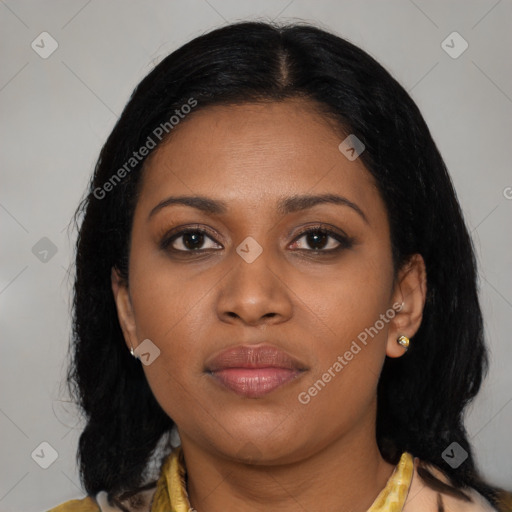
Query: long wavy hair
68,21,503,508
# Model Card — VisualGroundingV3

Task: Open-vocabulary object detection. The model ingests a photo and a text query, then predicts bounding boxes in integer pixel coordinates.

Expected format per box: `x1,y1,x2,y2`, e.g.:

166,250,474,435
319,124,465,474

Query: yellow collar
151,447,414,512
367,451,414,511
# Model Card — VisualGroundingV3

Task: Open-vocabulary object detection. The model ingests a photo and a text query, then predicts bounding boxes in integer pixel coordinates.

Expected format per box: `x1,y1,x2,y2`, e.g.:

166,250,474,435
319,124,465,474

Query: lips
205,344,307,398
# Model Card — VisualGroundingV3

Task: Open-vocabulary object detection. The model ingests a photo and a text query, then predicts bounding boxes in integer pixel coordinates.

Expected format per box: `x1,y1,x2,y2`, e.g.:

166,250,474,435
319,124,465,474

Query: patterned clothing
48,447,501,512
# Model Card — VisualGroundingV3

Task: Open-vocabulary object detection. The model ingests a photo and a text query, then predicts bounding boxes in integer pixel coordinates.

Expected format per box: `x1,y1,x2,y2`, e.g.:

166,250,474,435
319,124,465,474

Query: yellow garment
48,448,414,512
367,451,414,511
153,447,414,512
155,447,414,512
48,496,101,512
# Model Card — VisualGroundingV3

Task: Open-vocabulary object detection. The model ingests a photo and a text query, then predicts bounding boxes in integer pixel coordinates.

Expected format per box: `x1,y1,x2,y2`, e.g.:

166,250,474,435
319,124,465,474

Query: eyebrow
148,193,369,224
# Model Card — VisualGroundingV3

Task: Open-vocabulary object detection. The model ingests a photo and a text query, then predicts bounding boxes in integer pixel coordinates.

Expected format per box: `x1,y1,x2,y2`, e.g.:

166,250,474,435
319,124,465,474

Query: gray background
1,1,511,510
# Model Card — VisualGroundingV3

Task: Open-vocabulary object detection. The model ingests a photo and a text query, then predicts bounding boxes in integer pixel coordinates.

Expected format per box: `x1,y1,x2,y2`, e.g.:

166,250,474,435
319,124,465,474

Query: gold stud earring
397,335,410,351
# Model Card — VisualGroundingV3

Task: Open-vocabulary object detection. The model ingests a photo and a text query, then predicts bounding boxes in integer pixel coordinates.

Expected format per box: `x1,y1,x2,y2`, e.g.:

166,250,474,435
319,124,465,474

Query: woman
49,21,512,512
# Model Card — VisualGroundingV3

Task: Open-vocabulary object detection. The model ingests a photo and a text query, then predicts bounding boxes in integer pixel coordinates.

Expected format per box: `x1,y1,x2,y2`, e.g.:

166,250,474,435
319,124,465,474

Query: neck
179,412,395,512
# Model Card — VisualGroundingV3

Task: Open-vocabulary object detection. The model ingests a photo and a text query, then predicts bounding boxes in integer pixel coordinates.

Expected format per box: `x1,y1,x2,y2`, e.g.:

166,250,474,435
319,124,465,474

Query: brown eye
161,228,222,253
290,226,354,253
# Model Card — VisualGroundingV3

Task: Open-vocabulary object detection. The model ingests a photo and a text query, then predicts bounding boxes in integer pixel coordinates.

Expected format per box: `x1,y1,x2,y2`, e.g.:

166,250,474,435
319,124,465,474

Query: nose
215,248,293,326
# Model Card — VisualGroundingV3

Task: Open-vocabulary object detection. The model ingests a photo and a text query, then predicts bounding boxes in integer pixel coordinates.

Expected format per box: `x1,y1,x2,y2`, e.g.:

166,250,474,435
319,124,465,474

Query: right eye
160,227,223,254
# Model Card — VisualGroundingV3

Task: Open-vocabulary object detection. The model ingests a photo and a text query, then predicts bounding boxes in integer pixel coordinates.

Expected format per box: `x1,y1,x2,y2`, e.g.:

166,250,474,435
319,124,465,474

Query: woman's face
112,99,425,464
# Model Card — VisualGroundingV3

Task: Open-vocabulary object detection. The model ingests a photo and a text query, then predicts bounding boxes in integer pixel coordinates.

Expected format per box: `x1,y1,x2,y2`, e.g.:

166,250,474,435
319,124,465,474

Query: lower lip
209,368,302,398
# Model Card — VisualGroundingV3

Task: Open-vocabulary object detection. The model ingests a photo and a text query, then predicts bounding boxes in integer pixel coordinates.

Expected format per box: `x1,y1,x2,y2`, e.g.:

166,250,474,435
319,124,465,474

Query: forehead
136,100,381,219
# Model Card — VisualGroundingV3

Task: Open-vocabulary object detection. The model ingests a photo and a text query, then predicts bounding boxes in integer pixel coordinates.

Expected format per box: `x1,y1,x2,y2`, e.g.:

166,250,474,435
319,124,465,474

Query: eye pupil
183,232,204,250
307,231,328,250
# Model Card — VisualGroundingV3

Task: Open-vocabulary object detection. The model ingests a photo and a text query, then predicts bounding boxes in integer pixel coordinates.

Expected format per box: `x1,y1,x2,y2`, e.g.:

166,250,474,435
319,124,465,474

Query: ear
386,254,427,358
111,266,138,353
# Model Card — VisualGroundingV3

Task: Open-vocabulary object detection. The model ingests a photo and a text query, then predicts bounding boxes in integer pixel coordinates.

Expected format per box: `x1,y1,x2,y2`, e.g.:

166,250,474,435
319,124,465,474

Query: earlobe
386,254,427,358
111,267,138,353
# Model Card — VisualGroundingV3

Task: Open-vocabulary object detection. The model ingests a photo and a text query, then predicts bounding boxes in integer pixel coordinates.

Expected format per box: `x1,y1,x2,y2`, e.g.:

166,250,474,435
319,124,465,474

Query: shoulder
47,491,129,512
403,457,498,512
47,452,165,512
46,495,100,512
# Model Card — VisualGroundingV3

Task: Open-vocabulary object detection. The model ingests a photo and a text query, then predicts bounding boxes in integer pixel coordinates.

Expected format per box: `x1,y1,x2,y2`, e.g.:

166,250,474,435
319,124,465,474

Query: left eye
290,228,352,252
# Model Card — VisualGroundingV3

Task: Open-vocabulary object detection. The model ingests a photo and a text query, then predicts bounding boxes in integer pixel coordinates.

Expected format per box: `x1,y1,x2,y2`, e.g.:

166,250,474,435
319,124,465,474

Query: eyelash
160,224,355,256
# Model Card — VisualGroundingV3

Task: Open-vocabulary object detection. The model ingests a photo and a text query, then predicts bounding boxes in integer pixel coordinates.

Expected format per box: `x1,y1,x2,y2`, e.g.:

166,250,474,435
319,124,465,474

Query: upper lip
204,344,307,372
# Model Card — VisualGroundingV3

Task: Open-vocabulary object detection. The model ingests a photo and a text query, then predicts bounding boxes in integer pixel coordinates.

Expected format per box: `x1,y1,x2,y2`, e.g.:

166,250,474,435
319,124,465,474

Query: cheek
127,242,212,347
291,243,394,345
129,280,207,370
126,249,225,404
129,279,210,424
293,243,393,406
